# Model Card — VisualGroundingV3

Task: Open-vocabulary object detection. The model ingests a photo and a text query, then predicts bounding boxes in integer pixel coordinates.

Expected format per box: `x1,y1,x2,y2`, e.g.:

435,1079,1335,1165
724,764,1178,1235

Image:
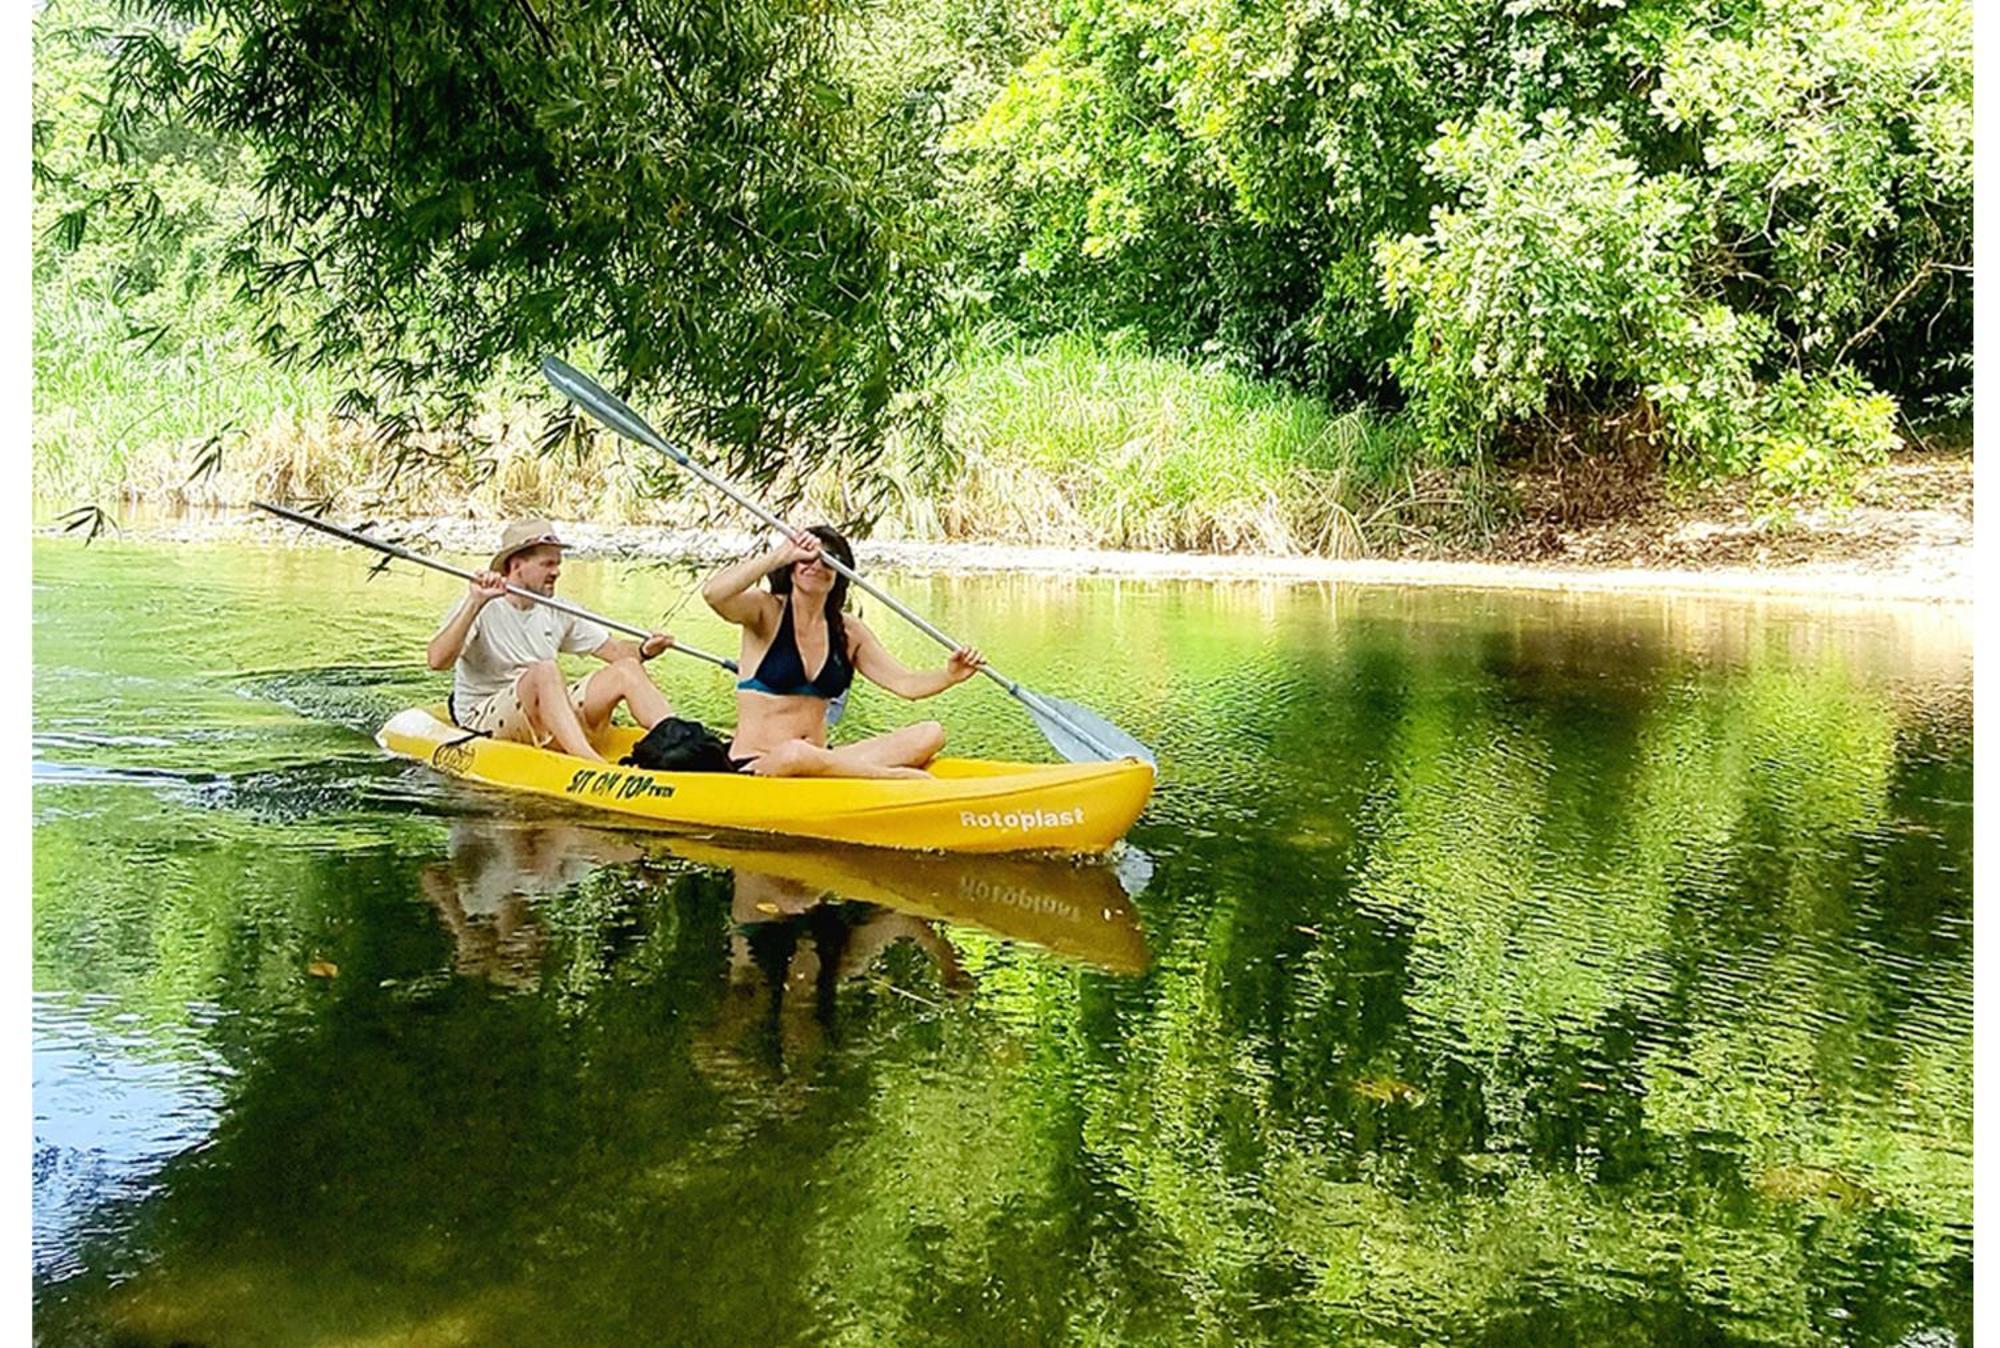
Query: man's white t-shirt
445,596,610,709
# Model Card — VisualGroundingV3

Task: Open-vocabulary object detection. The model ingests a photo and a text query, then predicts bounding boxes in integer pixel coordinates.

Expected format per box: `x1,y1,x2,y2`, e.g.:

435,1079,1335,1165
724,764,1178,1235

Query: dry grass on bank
37,335,1468,556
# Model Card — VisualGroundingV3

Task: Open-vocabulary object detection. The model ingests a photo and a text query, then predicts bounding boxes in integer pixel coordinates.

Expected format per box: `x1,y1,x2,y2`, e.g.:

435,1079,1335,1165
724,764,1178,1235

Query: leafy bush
943,0,1969,499
1653,0,1972,395
1376,107,1905,496
1751,371,1900,503
1376,110,1745,462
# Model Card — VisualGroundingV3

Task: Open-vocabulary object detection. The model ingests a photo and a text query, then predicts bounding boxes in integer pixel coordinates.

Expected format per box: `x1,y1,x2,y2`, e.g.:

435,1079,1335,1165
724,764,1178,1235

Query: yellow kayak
376,708,1156,855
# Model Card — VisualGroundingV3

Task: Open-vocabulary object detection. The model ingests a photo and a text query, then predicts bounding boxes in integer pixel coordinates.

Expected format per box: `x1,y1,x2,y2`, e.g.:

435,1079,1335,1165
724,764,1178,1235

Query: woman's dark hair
767,524,855,659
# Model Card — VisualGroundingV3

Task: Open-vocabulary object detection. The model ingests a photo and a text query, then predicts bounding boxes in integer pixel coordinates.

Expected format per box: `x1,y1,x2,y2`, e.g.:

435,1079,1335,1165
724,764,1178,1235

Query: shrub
1751,371,1899,504
1377,109,1760,470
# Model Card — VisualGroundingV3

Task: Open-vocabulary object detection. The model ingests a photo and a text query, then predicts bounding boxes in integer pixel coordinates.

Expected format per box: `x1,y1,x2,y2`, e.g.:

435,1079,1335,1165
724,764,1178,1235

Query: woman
702,526,983,778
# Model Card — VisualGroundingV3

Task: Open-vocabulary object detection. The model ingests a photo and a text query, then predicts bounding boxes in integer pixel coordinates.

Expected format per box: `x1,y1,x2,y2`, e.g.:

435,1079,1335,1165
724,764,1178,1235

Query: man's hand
431,571,506,670
468,570,508,604
640,631,675,661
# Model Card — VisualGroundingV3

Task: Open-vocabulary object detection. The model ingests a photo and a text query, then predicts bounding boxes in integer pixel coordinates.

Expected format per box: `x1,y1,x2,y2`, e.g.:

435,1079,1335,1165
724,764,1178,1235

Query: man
427,519,676,762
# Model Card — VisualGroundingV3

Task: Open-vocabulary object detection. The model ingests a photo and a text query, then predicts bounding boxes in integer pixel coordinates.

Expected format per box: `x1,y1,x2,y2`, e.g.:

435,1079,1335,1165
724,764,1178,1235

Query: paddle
539,357,1157,766
251,499,739,673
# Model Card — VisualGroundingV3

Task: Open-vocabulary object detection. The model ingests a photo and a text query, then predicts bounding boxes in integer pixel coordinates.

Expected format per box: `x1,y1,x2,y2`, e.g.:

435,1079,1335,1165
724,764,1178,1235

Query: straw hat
490,519,567,573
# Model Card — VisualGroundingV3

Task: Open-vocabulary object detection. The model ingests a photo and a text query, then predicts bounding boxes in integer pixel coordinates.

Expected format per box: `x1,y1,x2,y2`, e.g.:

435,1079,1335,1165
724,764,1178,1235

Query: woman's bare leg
829,721,946,771
748,724,944,779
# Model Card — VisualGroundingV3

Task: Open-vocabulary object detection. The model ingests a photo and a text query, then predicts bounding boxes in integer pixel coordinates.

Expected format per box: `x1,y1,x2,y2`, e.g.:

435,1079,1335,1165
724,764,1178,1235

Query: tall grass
33,276,351,500
35,291,1448,554
915,330,1428,554
32,272,672,520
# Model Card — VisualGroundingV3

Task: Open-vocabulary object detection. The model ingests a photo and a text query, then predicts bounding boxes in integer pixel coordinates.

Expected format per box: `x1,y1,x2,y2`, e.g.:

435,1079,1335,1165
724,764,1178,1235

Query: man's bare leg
578,658,673,733
517,662,605,761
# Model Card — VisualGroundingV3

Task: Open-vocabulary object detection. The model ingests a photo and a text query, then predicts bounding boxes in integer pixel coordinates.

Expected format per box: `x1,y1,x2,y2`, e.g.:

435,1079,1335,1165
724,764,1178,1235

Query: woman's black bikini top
736,597,855,701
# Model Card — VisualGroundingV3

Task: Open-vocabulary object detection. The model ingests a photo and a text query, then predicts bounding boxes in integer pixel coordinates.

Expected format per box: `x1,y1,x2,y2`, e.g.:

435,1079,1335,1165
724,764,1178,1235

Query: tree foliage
944,0,1970,486
33,3,266,338
1376,109,1755,466
61,0,953,485
1653,0,1973,387
36,0,1972,507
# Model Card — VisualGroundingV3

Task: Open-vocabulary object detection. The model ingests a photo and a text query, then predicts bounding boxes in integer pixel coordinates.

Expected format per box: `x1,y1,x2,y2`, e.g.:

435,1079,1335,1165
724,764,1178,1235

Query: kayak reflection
682,836,1149,1090
417,814,1152,994
705,874,970,1084
663,835,1151,977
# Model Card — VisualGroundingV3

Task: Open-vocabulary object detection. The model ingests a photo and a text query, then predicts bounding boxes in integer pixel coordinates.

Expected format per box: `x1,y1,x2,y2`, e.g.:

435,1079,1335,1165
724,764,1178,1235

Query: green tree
1375,109,1759,468
1653,0,1973,408
943,0,1970,488
60,0,953,485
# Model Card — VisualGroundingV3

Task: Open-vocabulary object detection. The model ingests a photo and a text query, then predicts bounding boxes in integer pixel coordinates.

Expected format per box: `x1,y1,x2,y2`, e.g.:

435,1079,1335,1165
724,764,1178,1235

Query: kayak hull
376,708,1155,855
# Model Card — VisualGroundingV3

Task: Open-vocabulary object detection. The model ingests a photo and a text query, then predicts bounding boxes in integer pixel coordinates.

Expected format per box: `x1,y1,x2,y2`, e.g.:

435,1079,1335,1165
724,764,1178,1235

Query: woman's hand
768,530,823,571
946,646,985,684
706,534,806,619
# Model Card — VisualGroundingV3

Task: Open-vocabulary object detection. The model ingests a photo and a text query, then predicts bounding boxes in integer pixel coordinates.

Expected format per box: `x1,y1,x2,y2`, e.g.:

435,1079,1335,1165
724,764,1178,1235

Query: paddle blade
1023,691,1157,766
540,357,684,462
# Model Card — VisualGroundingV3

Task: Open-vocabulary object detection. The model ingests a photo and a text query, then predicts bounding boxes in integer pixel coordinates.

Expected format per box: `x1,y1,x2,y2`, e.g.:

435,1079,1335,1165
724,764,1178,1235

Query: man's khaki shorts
454,668,600,747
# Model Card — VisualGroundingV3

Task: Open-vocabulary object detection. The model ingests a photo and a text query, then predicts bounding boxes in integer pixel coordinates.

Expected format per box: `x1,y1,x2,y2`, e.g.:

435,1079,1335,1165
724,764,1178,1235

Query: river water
31,538,1972,1345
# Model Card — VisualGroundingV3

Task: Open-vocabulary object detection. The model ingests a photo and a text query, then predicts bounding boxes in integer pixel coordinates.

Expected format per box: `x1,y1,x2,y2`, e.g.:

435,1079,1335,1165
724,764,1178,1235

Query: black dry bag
620,718,735,773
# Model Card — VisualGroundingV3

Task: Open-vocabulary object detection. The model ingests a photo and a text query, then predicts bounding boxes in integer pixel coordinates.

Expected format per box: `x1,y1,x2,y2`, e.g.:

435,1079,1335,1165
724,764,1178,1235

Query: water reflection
415,815,1150,996
701,868,973,1091
418,819,645,988
665,835,1150,976
33,995,225,1284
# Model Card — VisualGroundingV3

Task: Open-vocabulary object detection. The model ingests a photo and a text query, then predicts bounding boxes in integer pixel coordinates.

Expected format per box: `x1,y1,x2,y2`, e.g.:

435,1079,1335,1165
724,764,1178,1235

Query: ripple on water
30,760,220,789
188,757,412,821
238,663,441,736
33,731,180,751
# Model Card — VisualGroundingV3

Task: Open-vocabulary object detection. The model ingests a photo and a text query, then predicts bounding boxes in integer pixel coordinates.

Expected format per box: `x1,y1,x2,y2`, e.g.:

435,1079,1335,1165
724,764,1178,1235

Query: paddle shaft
537,360,1126,760
251,499,738,673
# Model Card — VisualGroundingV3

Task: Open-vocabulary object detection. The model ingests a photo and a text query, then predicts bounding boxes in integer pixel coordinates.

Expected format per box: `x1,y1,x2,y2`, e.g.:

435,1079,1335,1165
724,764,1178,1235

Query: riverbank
46,447,1972,605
